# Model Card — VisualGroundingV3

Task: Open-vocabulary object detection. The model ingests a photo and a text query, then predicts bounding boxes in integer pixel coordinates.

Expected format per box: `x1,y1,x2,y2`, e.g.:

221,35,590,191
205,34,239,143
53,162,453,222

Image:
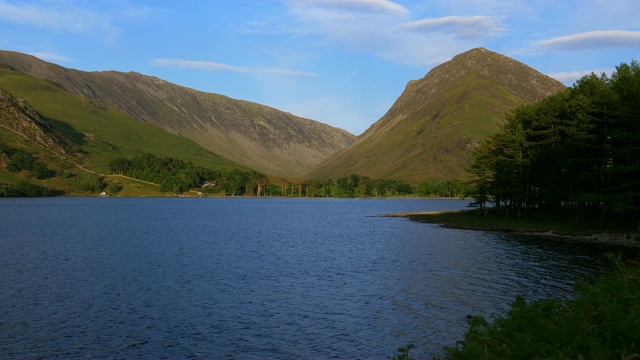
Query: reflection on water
0,198,636,359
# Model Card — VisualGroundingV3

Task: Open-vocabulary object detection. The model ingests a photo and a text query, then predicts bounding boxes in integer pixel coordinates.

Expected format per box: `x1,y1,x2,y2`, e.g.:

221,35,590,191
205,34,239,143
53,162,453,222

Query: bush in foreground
441,254,639,359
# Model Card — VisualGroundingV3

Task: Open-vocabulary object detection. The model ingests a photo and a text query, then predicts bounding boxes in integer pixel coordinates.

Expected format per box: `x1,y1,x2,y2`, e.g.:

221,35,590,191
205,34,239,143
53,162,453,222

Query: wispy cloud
153,58,316,77
535,30,640,50
28,52,74,63
281,1,639,68
400,15,505,38
282,0,473,67
0,0,113,35
548,67,615,85
154,59,248,73
295,0,408,14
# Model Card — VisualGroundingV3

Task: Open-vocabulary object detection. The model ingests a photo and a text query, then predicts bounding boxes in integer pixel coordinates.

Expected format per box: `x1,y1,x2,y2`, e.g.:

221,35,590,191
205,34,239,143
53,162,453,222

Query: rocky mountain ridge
0,88,69,157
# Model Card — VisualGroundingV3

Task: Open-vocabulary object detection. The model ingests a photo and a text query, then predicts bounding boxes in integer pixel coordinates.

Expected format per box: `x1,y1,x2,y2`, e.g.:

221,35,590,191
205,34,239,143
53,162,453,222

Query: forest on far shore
106,153,464,198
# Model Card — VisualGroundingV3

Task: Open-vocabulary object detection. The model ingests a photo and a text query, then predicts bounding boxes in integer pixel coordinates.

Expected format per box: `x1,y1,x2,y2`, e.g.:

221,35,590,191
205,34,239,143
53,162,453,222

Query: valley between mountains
0,47,565,196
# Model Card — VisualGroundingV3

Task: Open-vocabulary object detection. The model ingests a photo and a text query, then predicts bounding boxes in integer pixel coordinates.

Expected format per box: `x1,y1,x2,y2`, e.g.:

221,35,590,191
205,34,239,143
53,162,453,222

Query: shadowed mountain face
0,51,355,178
307,48,566,182
0,88,69,156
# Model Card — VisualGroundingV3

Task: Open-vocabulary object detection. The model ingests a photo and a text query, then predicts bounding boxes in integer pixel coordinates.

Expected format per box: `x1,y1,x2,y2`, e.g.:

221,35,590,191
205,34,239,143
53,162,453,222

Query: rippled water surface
1,198,635,359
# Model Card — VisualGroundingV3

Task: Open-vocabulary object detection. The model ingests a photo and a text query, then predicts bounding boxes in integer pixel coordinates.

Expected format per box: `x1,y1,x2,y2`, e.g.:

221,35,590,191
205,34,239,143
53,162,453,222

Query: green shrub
78,177,105,193
106,181,123,194
32,162,56,179
442,254,640,360
389,343,415,360
11,180,50,197
7,149,35,172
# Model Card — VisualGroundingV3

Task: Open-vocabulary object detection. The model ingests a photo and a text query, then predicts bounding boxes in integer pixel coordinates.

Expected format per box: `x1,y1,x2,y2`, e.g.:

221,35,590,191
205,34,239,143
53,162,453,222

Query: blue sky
0,0,639,135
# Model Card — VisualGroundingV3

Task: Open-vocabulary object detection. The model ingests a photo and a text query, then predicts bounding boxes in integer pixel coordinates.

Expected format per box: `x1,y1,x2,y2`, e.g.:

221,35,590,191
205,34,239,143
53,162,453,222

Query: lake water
1,197,636,359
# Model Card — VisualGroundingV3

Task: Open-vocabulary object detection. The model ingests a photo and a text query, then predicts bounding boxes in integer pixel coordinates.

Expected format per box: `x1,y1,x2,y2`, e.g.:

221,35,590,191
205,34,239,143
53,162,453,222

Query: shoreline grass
385,210,640,248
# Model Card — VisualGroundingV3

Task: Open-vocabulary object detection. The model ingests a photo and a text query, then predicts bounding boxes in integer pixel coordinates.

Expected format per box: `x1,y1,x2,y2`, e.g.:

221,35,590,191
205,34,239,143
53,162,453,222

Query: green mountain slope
0,87,70,157
307,48,566,182
0,67,242,174
0,50,355,178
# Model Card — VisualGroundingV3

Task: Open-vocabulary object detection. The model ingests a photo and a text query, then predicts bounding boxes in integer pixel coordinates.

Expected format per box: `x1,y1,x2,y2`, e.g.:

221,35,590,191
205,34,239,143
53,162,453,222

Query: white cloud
295,0,408,14
282,0,472,67
154,59,248,73
153,58,316,77
0,0,113,35
548,67,614,85
536,30,640,50
401,15,505,38
28,52,74,63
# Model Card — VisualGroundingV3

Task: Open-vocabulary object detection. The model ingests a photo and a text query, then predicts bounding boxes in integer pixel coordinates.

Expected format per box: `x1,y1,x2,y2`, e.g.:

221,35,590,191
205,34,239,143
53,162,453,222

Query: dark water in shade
1,197,637,359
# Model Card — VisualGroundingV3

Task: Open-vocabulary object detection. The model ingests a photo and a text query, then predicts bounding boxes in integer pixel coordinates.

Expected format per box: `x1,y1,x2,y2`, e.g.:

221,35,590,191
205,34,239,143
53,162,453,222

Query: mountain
307,48,566,182
0,50,355,178
0,66,243,172
1,67,263,196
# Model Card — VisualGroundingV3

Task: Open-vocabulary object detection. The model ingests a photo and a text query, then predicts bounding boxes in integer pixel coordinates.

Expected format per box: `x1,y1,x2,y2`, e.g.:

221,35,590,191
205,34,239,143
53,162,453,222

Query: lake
0,197,635,359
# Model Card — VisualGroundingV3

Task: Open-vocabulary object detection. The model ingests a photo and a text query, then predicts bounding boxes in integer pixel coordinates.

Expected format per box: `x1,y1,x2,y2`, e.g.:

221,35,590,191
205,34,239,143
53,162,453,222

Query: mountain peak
450,47,512,67
308,48,566,182
380,47,564,124
457,46,491,55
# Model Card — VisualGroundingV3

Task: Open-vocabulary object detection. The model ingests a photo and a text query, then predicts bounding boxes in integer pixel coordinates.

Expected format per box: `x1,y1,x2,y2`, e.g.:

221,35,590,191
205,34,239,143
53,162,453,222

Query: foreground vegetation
441,254,639,359
389,255,639,360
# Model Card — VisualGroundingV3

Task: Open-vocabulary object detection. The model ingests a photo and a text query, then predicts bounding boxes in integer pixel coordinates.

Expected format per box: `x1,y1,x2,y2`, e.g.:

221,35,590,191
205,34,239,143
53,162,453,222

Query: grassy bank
390,210,640,246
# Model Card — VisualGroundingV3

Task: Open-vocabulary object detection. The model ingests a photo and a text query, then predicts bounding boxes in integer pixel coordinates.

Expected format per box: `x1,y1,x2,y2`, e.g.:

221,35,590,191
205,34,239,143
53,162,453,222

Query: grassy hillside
308,48,566,183
0,68,253,196
0,50,355,178
0,68,241,174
